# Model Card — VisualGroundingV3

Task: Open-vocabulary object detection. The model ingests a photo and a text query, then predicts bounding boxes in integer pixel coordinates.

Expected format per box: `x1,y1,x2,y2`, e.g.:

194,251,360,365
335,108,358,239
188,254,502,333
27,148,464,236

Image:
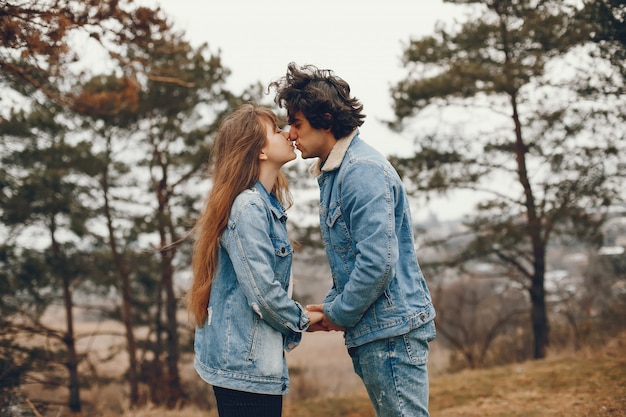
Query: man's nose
288,129,297,141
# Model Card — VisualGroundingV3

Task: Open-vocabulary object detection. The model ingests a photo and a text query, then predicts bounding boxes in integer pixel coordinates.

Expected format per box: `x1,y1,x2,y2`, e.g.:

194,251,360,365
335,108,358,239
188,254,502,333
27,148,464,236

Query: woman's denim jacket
311,131,436,348
194,181,310,395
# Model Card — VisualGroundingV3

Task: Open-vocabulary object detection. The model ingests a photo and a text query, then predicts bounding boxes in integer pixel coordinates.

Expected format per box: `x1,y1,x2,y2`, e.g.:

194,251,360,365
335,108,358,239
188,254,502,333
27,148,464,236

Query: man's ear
323,113,333,133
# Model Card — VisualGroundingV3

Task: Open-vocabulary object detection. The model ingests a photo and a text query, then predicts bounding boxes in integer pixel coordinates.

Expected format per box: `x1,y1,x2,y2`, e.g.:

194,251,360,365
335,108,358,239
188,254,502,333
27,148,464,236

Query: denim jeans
349,320,436,417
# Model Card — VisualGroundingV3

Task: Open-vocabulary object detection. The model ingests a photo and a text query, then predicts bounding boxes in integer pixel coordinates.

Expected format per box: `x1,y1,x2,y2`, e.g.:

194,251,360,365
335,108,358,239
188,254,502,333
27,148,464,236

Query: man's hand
306,304,345,332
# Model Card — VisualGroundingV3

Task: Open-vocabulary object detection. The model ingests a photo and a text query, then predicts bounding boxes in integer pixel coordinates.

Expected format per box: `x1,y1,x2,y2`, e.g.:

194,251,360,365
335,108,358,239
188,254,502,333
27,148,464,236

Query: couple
187,63,436,417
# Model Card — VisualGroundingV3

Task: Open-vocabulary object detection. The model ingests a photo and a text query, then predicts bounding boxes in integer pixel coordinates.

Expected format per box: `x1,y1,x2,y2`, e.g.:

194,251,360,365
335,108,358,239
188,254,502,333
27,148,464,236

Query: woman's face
261,119,297,166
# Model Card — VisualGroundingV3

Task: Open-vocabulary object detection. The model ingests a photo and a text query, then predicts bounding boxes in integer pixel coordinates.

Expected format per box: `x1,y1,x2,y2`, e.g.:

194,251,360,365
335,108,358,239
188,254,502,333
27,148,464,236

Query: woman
188,104,321,417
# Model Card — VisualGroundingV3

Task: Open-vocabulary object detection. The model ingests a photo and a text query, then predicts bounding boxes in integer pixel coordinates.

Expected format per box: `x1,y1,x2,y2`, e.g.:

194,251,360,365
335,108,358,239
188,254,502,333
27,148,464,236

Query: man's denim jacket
311,130,436,348
194,181,310,395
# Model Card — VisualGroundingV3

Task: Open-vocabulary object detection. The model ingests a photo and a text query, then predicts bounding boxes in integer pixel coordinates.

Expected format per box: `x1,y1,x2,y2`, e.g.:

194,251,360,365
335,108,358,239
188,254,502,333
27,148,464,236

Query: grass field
96,331,626,417
426,342,626,417
22,314,626,417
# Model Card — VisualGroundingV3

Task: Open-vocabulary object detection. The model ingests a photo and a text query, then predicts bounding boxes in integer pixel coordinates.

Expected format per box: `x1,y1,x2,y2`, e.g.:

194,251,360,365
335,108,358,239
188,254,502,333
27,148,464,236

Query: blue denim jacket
194,181,311,395
312,131,436,348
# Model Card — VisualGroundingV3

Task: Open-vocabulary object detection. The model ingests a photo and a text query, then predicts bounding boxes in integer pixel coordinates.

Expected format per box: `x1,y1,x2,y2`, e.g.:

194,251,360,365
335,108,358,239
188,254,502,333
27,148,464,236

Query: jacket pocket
246,316,261,363
326,203,351,254
272,238,293,257
326,202,342,228
271,238,293,285
246,317,284,376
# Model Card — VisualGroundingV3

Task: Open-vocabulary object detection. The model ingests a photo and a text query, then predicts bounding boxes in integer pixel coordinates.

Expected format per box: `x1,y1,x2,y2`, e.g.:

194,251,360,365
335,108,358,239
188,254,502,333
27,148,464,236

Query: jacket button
281,247,286,253
282,383,287,392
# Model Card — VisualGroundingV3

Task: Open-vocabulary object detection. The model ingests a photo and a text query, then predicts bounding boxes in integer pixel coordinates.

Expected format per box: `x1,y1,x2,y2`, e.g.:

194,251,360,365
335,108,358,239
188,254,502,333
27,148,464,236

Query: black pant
212,386,283,417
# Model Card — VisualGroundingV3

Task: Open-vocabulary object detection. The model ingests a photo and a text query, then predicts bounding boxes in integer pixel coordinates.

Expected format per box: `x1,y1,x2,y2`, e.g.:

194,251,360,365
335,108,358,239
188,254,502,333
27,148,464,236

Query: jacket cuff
284,332,302,352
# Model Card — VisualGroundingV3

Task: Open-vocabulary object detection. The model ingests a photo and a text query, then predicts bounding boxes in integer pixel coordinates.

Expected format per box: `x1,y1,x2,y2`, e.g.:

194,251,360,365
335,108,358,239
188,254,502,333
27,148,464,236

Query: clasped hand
305,304,345,332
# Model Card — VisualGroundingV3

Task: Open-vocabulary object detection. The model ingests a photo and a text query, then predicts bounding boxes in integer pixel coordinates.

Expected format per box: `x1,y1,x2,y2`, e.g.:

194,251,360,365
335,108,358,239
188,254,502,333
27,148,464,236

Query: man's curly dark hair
269,62,365,139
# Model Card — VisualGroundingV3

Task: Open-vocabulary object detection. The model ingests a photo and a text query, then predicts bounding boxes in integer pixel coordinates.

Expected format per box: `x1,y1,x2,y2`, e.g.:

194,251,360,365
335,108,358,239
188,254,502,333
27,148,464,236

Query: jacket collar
308,129,358,177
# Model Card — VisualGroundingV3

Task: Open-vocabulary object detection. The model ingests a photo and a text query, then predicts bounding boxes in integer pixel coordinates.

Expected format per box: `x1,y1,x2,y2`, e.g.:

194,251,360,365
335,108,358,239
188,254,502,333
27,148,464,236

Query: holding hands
305,304,345,332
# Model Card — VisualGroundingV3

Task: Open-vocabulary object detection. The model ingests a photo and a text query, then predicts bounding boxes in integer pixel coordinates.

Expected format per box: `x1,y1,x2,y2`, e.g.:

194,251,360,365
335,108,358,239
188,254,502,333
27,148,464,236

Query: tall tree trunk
530,268,549,358
147,280,166,405
161,248,182,407
62,274,81,414
154,159,183,406
51,224,82,413
101,154,140,406
510,93,549,359
500,11,549,359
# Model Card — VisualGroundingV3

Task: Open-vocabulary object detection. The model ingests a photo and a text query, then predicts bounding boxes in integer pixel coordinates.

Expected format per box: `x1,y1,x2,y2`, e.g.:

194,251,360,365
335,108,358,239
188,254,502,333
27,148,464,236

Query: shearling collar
308,129,358,177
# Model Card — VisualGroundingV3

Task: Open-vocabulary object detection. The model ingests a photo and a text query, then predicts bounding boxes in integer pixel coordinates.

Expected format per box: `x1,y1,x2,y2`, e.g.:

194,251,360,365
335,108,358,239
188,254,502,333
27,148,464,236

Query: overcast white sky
139,0,478,220
143,0,468,155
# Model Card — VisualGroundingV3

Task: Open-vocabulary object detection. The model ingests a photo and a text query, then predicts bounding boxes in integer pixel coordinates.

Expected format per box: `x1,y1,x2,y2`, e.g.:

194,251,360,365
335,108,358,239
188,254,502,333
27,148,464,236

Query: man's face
288,111,335,160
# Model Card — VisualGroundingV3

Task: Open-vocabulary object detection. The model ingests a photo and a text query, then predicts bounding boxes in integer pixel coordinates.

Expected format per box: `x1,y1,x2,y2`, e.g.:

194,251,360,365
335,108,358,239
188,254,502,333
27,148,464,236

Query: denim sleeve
325,162,397,328
226,201,310,346
322,286,338,304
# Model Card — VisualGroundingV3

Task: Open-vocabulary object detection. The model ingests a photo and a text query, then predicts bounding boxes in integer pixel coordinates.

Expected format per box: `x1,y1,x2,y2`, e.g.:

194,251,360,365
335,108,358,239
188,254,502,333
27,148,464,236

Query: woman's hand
306,309,325,332
305,304,345,332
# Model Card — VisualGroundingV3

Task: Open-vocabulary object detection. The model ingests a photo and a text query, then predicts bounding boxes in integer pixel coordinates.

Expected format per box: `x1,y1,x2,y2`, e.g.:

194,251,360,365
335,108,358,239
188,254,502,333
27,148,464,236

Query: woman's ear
259,150,268,161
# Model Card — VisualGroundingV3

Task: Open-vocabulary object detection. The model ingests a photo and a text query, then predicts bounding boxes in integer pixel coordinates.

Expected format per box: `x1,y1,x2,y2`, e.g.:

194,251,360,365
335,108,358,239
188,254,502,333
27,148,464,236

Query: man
270,63,437,417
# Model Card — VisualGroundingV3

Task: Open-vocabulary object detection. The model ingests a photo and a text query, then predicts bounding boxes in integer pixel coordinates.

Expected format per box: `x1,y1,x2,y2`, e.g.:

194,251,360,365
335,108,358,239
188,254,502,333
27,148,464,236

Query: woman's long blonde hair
188,104,293,327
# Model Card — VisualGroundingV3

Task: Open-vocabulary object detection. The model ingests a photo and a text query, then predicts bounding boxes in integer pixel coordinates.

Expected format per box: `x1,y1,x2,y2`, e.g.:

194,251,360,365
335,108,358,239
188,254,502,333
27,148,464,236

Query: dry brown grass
110,343,625,417
283,333,626,417
107,332,626,417
429,349,626,416
20,317,626,417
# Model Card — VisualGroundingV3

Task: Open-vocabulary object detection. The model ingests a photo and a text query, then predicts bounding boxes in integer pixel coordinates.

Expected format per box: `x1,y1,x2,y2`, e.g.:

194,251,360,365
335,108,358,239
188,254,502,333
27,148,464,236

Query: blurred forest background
1,0,625,416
